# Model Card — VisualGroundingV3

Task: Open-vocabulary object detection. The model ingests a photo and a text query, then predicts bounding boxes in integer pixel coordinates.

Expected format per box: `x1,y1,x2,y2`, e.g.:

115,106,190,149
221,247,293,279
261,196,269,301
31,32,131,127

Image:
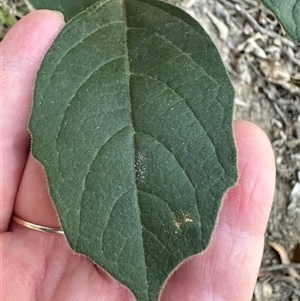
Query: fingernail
52,10,65,21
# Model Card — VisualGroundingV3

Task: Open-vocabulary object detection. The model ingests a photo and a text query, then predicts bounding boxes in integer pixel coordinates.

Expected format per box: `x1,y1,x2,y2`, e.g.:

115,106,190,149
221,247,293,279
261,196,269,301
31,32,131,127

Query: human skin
1,10,275,301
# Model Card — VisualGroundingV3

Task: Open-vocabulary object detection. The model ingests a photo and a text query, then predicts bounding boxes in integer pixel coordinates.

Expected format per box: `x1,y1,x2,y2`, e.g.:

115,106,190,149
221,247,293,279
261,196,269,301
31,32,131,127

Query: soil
1,0,300,300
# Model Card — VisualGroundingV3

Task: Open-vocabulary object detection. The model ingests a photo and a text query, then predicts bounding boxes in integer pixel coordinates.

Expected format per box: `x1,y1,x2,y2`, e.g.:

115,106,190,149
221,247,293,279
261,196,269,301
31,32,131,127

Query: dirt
1,0,300,299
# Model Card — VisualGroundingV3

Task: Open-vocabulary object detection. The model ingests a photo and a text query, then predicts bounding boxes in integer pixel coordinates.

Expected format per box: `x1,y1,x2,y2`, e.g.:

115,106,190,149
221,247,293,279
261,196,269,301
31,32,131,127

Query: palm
4,227,134,300
1,10,275,301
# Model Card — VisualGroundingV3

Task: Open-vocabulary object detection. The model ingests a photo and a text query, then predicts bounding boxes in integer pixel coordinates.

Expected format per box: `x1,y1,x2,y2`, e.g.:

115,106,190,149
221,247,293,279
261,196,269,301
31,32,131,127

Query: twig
0,0,23,18
23,0,35,12
282,282,300,297
281,47,300,68
272,102,290,127
217,0,235,10
239,0,258,7
262,85,291,126
218,0,258,9
234,4,298,50
260,263,300,273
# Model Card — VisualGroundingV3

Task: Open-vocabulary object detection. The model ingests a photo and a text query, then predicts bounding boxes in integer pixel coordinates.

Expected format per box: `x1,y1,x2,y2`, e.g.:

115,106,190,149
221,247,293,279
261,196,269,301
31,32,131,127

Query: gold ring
12,215,64,234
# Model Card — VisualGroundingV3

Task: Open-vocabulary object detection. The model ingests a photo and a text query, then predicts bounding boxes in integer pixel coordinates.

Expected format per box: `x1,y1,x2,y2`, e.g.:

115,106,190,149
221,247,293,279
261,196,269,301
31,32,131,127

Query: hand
1,10,275,301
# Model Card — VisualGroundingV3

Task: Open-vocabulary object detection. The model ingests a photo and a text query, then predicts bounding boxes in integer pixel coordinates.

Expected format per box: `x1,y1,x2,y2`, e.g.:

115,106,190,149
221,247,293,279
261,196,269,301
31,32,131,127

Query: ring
12,214,64,234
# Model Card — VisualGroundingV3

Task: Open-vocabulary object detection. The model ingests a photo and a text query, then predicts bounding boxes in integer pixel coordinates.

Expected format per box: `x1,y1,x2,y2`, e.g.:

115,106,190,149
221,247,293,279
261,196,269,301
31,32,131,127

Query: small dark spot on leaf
174,214,194,229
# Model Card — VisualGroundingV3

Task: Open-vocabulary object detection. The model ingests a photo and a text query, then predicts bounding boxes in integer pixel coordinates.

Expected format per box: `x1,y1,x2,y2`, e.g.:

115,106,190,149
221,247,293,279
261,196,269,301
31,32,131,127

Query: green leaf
261,0,300,44
29,0,237,300
29,0,98,21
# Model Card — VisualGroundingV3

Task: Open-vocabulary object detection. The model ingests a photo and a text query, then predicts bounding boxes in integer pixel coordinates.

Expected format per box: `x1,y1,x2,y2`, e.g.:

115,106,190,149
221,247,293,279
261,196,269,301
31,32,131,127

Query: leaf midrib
122,2,228,297
122,0,150,299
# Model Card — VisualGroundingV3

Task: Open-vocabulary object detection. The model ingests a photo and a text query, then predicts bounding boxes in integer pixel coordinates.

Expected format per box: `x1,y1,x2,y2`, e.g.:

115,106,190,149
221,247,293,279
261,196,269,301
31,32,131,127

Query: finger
13,155,60,228
161,120,276,301
1,10,65,232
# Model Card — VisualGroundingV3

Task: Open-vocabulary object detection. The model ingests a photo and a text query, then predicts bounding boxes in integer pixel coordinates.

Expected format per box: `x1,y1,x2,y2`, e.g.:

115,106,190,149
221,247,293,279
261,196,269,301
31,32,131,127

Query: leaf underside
30,0,98,21
29,0,237,300
261,0,300,44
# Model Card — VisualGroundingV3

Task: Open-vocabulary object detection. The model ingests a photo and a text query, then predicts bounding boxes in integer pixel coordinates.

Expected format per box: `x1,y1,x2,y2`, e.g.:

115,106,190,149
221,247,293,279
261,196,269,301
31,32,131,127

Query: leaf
29,0,98,21
29,0,237,300
291,75,300,87
269,242,300,279
261,0,300,44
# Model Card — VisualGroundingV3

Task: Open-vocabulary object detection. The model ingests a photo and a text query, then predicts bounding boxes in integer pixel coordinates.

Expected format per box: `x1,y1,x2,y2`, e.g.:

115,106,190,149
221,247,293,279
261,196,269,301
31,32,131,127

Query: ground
1,0,300,300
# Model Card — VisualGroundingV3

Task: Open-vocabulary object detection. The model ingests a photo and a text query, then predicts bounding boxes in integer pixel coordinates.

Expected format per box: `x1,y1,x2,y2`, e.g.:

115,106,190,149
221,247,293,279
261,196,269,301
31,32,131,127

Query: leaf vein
132,73,226,178
137,189,175,215
128,27,222,102
142,227,172,256
136,131,196,194
76,126,131,247
102,189,135,246
43,19,123,94
55,54,126,159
